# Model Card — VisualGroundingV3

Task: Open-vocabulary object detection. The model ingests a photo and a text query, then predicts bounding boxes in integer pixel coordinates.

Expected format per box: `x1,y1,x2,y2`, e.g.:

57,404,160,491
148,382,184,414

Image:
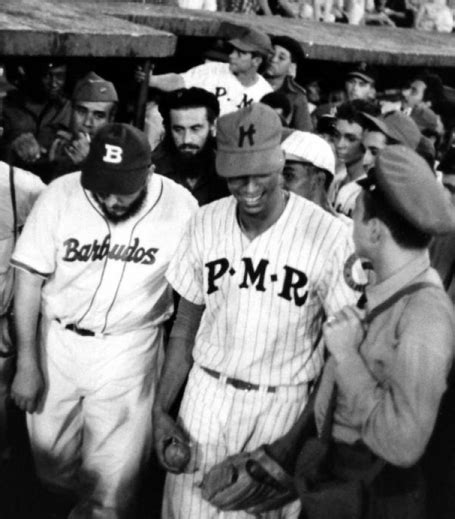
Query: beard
94,186,148,224
172,135,216,177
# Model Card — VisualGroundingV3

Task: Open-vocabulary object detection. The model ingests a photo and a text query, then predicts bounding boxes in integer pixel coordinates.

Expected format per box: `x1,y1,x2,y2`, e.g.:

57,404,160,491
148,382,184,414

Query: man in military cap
345,62,377,102
48,71,119,181
212,144,455,519
152,103,358,518
10,123,197,518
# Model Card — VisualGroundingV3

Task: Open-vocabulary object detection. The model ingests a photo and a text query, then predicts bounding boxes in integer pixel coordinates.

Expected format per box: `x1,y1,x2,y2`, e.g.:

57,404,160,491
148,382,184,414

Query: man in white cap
152,103,358,518
10,123,197,518
281,130,336,214
146,28,273,116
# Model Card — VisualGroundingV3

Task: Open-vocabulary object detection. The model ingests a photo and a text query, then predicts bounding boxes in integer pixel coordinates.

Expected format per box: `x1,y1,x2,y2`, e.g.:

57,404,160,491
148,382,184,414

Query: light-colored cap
281,131,335,177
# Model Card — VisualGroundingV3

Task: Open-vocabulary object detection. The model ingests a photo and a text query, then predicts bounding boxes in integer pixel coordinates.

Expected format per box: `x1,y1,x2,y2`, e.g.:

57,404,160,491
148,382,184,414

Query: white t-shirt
12,172,197,335
182,62,273,116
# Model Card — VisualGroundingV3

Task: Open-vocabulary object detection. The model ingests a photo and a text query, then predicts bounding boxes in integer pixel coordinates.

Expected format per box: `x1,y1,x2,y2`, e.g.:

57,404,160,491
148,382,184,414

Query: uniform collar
365,251,432,312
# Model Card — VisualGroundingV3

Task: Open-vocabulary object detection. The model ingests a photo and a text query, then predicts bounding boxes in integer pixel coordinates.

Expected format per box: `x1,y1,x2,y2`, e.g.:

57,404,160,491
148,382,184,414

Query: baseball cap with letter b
81,123,152,195
216,103,284,178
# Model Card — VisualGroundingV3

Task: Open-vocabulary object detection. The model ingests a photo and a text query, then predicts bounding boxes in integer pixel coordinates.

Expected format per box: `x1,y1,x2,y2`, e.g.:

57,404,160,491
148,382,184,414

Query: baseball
164,439,191,472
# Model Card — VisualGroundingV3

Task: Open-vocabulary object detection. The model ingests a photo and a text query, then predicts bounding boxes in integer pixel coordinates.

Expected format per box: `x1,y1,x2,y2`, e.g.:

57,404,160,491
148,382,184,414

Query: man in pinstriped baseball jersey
9,123,197,518
152,103,359,518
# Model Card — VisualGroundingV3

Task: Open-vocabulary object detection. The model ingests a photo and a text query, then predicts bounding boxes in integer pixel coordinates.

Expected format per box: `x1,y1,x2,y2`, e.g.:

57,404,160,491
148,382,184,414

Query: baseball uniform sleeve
318,231,359,316
11,181,61,278
166,211,205,305
181,62,225,90
14,167,45,227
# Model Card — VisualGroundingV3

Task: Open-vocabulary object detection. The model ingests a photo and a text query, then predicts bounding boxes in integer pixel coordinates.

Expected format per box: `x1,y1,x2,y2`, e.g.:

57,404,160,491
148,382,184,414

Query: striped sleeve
165,211,205,305
11,181,60,278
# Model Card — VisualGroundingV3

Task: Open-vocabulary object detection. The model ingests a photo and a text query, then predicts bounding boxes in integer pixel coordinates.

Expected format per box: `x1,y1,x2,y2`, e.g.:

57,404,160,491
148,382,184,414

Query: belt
56,319,95,337
201,366,276,393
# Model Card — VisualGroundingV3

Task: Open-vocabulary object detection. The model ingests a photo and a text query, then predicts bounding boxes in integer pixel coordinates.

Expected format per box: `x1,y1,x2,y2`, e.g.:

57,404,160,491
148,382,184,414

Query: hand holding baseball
153,408,192,474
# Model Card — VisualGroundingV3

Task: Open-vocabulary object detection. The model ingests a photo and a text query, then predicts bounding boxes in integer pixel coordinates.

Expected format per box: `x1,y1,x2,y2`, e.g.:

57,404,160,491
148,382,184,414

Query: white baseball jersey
0,162,44,316
166,192,358,387
334,178,363,218
12,171,197,335
181,62,273,116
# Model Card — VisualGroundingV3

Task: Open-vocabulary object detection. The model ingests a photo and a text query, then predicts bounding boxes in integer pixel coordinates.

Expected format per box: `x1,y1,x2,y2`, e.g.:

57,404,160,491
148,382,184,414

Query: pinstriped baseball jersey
166,192,358,387
11,172,197,335
181,62,273,116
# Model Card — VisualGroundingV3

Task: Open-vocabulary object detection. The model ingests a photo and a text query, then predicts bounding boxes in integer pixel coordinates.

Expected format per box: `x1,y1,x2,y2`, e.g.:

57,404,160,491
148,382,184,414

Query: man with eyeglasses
9,123,197,518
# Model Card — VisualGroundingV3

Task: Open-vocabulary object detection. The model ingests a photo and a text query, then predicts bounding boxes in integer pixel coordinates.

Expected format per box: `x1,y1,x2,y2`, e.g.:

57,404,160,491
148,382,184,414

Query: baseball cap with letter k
216,103,285,177
81,123,152,195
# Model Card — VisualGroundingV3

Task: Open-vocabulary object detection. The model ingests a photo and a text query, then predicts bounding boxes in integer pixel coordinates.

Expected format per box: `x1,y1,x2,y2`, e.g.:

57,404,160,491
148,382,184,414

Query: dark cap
81,123,152,195
358,145,455,235
229,27,273,57
216,103,284,177
72,72,118,103
346,62,376,84
271,36,306,66
362,111,421,150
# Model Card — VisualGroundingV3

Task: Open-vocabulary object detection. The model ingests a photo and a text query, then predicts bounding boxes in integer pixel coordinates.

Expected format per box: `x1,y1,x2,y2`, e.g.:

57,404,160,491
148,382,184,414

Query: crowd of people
0,25,454,519
178,0,455,31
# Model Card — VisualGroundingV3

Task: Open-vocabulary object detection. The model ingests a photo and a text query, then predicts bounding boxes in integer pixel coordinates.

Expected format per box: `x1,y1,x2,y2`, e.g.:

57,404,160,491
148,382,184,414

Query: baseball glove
200,445,297,513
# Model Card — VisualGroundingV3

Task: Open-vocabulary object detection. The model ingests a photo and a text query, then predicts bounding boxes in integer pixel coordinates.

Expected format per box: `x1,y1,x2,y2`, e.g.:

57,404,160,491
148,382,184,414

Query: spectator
147,28,273,116
1,60,71,179
331,99,380,217
153,87,229,205
345,62,377,101
281,130,337,215
47,71,118,182
263,36,312,131
415,0,454,31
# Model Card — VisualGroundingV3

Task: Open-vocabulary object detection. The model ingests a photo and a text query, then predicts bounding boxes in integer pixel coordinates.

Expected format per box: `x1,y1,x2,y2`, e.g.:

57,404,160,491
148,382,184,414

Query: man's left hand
323,306,366,362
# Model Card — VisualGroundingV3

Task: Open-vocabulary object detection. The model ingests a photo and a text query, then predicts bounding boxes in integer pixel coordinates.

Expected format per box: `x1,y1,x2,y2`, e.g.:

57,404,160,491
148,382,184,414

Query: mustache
178,144,201,152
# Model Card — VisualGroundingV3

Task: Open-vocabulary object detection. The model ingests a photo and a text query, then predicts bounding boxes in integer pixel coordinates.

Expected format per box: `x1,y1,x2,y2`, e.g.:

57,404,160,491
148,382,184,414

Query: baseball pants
28,318,164,519
163,364,309,519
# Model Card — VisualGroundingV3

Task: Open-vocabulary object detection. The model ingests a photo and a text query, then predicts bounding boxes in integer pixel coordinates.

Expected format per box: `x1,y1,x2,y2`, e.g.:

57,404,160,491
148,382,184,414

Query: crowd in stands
180,0,455,31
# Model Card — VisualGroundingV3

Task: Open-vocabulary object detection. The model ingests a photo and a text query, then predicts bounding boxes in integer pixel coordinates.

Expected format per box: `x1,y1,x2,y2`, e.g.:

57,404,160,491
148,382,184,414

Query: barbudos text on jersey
62,235,158,265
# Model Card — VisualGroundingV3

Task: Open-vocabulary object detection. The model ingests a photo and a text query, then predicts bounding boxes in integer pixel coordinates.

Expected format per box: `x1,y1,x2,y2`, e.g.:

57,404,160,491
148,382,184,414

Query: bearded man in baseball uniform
10,123,197,518
152,103,359,518
147,28,273,116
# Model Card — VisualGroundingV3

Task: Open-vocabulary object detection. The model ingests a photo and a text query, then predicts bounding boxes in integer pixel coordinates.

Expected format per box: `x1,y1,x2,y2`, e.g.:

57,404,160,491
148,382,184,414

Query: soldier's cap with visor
358,145,455,235
281,130,335,178
81,123,152,195
228,27,273,58
72,71,118,103
346,62,376,84
216,103,284,178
